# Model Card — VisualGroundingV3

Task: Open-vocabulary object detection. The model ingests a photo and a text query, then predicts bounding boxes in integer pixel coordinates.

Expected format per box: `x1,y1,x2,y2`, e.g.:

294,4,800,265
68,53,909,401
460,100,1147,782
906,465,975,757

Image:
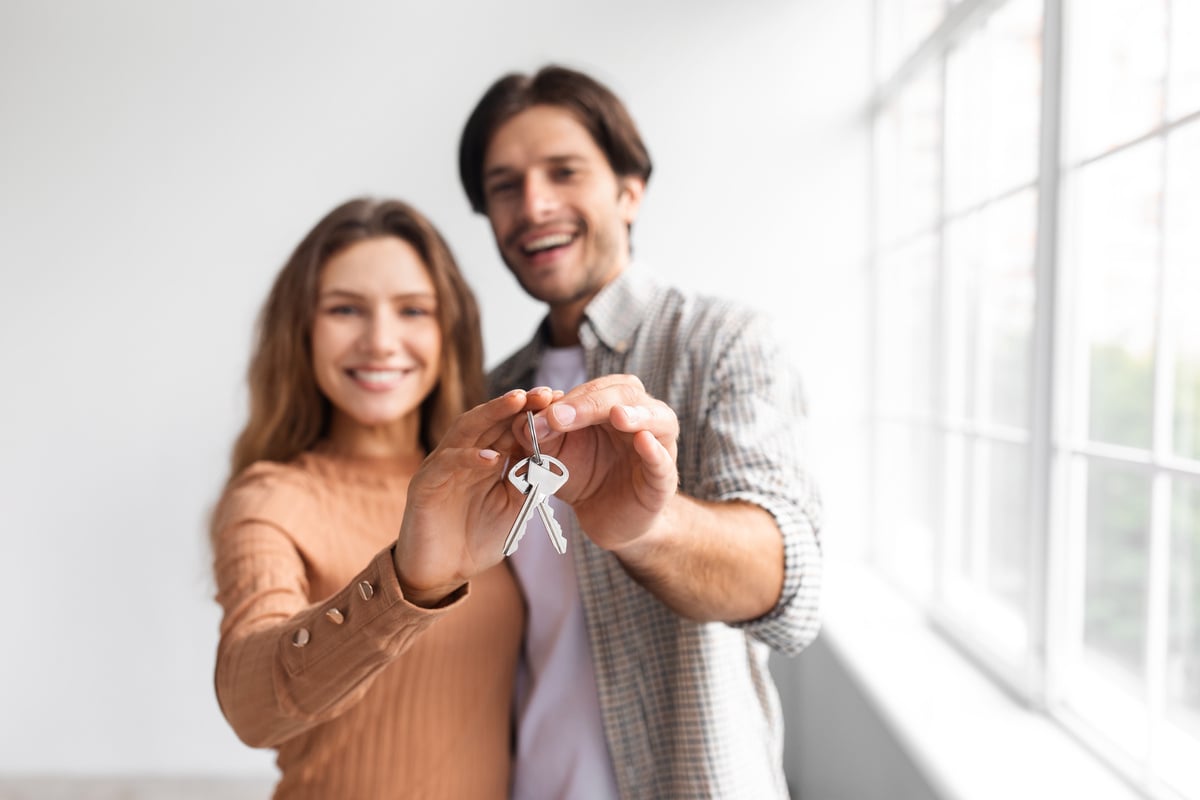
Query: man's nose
522,173,559,220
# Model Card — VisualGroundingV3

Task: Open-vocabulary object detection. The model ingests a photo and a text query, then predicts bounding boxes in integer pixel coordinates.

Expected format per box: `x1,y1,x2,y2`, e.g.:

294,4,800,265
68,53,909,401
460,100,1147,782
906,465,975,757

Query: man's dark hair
458,65,653,214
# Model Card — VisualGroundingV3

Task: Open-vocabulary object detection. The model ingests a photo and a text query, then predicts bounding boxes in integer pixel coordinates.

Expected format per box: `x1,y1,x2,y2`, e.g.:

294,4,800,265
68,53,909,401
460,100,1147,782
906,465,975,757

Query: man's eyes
487,180,518,196
487,167,581,196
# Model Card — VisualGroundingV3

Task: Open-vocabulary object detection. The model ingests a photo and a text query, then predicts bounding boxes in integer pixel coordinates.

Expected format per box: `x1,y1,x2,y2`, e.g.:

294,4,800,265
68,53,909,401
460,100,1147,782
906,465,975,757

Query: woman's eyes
322,303,434,319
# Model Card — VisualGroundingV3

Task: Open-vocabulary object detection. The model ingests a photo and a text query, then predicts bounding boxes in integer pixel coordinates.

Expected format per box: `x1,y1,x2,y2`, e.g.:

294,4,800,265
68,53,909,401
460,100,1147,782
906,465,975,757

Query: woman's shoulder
212,457,320,534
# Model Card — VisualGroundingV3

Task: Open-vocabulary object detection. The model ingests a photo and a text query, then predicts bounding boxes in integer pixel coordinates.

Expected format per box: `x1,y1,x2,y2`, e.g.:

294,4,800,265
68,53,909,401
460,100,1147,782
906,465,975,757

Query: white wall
0,0,870,782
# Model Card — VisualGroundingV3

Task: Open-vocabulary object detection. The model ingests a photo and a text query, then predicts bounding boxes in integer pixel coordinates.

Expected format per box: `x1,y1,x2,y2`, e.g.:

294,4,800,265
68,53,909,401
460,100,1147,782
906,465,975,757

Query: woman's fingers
439,387,557,450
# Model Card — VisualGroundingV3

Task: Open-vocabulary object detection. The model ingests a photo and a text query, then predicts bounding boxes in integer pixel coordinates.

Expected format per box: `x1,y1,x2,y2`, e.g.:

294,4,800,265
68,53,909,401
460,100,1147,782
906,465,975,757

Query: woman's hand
393,387,554,607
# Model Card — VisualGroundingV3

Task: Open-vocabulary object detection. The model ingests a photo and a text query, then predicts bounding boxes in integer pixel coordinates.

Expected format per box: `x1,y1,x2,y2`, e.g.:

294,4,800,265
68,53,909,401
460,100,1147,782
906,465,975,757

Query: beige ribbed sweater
212,449,524,799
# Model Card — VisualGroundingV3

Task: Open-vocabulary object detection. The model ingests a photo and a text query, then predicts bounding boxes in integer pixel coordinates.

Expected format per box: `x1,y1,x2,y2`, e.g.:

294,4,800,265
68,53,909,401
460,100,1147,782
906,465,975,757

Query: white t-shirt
510,345,619,800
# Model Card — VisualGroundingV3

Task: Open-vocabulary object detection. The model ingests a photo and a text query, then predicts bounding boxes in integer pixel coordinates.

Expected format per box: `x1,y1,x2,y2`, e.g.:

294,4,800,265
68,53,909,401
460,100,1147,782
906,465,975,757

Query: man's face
481,104,644,309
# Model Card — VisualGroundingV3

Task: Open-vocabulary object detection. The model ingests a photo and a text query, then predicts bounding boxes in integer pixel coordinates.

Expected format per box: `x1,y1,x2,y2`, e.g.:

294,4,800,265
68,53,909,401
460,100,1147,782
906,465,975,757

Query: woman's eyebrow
319,288,436,301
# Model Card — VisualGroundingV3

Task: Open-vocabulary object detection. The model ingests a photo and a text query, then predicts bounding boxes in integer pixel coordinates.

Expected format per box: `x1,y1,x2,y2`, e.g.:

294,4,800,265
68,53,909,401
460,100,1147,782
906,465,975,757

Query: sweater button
325,608,345,625
291,628,310,647
358,581,375,601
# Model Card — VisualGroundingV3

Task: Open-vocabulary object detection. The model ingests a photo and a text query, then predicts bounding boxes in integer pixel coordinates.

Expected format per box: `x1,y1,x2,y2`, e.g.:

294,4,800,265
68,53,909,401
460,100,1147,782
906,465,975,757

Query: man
458,65,822,799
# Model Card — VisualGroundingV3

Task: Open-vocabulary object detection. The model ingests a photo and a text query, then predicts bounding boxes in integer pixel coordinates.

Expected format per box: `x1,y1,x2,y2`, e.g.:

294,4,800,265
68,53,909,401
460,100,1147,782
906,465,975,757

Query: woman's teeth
351,369,404,382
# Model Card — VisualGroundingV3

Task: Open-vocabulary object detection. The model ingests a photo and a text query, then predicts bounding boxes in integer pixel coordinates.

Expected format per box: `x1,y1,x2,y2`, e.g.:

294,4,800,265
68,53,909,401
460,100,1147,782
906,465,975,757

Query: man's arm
610,493,784,623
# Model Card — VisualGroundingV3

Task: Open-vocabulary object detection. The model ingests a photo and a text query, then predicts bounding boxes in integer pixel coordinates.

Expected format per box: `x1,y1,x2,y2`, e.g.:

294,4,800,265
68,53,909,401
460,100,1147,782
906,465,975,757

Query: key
503,455,569,556
536,499,567,554
502,412,546,555
501,411,570,556
527,458,569,554
502,472,543,556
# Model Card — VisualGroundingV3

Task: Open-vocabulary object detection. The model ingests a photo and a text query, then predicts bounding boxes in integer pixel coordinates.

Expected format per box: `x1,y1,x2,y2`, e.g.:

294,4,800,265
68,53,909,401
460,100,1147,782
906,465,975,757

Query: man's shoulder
648,282,763,342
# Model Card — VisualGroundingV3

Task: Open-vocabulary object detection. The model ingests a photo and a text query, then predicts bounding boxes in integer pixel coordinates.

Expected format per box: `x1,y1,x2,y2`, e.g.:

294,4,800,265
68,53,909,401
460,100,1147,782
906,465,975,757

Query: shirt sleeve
696,310,823,656
211,470,467,748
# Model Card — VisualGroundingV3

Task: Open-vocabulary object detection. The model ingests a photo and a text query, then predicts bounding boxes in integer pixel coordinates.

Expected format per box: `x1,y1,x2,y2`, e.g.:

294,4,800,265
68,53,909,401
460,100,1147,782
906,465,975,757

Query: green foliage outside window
1088,343,1154,449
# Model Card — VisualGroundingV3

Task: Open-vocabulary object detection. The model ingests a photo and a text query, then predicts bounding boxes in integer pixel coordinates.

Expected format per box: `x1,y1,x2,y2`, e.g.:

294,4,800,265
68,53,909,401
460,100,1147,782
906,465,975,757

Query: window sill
818,559,1143,800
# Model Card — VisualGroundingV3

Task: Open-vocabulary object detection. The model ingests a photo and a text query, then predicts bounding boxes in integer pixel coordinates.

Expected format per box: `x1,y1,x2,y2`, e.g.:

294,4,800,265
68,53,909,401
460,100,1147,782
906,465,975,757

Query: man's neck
544,262,629,347
546,303,585,347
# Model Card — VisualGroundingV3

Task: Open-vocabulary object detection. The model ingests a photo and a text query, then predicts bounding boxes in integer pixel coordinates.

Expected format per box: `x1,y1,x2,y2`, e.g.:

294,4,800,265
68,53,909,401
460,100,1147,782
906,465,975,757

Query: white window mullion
1030,0,1064,705
1146,11,1176,779
1145,472,1172,786
933,47,951,606
867,0,885,568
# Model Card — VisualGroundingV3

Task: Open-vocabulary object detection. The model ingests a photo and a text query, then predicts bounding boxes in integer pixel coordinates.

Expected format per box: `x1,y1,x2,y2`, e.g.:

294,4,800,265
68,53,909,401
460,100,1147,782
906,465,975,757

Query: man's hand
525,375,680,552
519,375,785,623
393,387,554,607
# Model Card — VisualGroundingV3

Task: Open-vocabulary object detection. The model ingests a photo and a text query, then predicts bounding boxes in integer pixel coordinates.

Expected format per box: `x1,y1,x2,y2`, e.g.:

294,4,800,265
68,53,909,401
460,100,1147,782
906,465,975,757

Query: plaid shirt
489,267,823,800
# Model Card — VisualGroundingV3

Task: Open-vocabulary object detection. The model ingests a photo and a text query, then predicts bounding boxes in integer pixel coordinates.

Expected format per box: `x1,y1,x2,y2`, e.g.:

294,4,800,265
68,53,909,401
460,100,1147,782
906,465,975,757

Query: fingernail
479,449,500,461
533,415,551,439
622,404,646,422
551,404,576,426
504,388,523,398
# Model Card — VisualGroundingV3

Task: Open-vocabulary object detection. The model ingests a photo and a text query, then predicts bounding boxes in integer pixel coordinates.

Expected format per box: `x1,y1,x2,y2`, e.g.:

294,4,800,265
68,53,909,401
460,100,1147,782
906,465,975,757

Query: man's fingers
536,376,662,437
609,401,679,440
631,429,678,486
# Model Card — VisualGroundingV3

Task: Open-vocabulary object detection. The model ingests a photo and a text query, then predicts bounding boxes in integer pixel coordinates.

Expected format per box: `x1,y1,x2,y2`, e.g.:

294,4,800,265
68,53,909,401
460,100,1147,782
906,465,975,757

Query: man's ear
617,176,646,225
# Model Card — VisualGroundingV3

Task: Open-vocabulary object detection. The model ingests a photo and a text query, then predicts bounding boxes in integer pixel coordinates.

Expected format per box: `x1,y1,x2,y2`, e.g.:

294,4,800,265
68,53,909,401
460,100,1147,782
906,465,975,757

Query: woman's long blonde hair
227,198,484,481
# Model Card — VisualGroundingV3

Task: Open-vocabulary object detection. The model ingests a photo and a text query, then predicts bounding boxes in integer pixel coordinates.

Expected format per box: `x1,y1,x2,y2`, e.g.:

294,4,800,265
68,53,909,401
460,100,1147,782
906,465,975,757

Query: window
869,1,1200,797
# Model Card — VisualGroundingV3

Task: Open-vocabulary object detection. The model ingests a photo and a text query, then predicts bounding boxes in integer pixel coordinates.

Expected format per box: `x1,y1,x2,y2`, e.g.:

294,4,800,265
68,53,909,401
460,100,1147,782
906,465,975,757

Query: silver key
502,455,569,556
528,458,569,554
502,472,544,556
535,497,567,554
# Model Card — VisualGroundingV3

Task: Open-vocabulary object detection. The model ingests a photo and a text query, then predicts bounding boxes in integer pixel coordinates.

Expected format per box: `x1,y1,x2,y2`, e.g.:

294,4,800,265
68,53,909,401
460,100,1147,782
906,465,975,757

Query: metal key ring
526,411,543,466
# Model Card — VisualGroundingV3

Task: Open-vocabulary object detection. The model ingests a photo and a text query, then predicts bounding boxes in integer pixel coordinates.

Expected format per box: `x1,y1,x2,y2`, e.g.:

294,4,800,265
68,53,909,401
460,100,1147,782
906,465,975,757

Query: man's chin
508,264,567,302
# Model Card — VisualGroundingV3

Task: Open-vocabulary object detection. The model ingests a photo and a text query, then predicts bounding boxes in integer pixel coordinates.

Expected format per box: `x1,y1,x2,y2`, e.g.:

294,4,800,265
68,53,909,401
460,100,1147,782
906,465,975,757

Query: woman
211,198,545,798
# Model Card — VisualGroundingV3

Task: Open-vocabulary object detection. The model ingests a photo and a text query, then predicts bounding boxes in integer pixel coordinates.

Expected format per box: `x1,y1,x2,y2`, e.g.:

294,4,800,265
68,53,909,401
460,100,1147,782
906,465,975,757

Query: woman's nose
361,313,398,356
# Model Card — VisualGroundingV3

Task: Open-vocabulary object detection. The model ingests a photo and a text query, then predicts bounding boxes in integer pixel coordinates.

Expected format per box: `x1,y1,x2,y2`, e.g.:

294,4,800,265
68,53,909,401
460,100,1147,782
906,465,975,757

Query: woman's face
311,236,442,442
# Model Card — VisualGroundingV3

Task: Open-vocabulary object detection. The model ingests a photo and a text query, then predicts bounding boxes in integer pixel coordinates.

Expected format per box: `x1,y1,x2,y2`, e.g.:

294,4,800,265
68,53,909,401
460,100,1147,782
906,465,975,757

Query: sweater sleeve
211,467,467,749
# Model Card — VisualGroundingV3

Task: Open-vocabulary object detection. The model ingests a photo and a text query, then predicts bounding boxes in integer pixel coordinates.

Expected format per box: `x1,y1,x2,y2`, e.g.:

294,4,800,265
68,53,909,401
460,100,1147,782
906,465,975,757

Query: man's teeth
352,369,403,382
524,233,573,254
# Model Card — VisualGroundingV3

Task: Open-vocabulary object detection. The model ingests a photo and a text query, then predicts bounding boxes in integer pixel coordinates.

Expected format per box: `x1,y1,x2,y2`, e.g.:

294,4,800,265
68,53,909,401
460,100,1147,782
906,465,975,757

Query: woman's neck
323,413,424,461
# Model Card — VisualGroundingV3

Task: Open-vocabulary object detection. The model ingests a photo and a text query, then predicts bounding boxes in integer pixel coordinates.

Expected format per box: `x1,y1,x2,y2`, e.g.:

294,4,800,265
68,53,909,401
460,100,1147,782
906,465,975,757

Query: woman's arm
213,521,462,748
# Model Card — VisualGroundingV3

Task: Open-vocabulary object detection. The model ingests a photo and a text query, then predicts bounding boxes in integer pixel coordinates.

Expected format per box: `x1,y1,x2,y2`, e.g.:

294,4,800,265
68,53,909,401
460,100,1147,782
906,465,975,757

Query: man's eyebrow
484,164,515,181
484,154,587,181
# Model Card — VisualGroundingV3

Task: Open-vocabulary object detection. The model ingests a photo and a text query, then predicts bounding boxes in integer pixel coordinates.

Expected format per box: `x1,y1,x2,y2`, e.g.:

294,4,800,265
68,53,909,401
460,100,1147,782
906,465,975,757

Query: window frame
867,0,1200,797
